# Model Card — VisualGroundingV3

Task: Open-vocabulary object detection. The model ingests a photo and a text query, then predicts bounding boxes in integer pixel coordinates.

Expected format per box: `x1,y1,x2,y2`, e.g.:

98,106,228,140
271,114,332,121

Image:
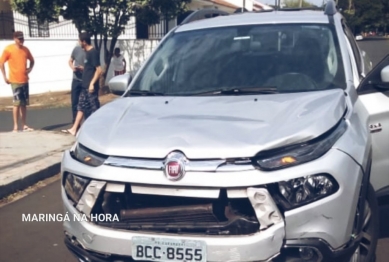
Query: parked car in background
61,1,389,261
356,34,364,41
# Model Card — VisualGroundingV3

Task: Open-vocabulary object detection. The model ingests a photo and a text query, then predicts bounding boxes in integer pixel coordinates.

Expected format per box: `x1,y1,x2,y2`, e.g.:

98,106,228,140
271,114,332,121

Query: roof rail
279,7,323,12
324,0,337,15
180,9,229,25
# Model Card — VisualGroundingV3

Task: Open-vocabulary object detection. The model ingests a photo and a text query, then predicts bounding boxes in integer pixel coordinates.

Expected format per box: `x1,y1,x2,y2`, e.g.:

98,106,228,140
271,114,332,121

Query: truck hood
78,89,346,159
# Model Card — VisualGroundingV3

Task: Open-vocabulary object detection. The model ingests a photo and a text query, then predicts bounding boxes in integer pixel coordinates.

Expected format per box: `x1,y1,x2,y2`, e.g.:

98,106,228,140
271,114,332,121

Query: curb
0,163,60,200
0,152,64,200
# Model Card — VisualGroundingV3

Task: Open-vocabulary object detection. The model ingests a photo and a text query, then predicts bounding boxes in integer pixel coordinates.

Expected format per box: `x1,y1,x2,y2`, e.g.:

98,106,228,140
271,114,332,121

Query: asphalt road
0,107,72,132
0,39,389,262
0,180,77,262
358,38,389,66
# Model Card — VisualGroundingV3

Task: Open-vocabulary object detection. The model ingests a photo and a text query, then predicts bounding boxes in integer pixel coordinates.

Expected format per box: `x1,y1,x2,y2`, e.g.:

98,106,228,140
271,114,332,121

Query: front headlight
255,120,347,170
71,143,107,167
63,172,90,203
272,173,339,210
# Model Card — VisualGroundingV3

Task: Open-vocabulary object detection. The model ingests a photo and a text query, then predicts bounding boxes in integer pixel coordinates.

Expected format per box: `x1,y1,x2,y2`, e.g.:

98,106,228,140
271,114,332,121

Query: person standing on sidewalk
112,47,126,76
0,31,35,132
68,43,85,124
63,32,102,136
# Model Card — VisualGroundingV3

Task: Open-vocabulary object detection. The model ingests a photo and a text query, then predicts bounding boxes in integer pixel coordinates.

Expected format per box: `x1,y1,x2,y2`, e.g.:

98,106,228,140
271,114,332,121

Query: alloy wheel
350,184,379,262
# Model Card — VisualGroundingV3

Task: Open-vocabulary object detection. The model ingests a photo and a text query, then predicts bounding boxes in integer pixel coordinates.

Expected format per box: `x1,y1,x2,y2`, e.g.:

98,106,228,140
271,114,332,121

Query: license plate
132,236,206,262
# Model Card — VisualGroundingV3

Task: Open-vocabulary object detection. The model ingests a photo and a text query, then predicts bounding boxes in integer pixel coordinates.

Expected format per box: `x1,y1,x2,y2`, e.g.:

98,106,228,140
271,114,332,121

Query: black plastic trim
354,147,372,235
377,186,389,200
274,238,359,262
328,13,335,24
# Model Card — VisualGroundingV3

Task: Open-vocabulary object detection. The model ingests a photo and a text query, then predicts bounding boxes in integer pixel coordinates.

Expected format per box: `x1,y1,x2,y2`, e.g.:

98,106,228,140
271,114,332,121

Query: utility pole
299,0,303,7
242,0,246,12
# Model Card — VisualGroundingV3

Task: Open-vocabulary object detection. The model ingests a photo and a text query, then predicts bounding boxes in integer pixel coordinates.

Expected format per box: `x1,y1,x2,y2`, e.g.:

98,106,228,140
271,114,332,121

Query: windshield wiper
126,90,165,96
193,86,279,96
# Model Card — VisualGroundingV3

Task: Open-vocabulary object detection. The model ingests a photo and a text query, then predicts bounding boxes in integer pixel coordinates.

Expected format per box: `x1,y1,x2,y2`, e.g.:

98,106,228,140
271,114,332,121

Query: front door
357,55,389,197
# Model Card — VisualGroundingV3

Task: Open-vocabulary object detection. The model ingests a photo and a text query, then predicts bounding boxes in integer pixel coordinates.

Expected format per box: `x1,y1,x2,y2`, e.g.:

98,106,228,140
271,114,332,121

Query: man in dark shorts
0,31,35,132
64,32,102,136
68,43,85,123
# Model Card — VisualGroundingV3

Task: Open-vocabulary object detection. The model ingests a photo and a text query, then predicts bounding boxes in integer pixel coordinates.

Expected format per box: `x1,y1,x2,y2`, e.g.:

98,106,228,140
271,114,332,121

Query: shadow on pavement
42,123,72,131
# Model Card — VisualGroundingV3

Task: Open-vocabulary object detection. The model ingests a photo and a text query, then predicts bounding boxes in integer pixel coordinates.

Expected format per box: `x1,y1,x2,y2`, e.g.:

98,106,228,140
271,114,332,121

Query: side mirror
358,54,389,93
108,73,132,96
381,65,389,83
375,66,389,90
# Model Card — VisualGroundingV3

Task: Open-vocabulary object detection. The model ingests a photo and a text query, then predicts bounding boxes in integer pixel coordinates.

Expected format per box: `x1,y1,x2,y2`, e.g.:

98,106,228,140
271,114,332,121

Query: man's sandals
12,126,34,132
61,129,76,136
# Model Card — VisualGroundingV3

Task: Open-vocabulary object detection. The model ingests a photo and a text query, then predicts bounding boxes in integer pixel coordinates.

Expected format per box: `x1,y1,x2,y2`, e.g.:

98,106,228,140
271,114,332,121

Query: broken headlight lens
64,173,90,203
71,143,107,167
255,120,347,171
275,174,339,210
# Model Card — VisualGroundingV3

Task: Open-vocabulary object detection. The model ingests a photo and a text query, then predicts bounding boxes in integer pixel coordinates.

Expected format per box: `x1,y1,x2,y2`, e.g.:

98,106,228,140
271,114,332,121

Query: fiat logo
167,162,181,177
164,152,186,181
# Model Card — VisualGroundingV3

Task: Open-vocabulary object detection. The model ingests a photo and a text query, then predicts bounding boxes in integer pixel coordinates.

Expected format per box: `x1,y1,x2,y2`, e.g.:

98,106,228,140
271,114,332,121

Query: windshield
128,23,346,96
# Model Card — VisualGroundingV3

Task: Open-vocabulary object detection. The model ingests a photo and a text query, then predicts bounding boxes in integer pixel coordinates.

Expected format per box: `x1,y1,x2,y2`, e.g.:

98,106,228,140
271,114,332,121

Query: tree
283,0,318,8
353,0,383,32
337,0,384,34
11,0,191,86
380,0,389,33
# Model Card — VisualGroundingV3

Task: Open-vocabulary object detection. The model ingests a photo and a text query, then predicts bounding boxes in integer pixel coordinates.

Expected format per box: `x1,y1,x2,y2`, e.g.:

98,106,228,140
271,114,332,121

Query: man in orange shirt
0,31,35,132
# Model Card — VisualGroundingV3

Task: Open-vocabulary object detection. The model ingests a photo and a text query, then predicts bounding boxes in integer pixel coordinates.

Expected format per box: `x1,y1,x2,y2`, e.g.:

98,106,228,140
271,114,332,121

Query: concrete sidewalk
0,130,75,199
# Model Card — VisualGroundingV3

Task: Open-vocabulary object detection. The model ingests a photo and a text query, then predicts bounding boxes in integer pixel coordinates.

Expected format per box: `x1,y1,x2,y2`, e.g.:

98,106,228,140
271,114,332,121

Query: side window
342,21,362,76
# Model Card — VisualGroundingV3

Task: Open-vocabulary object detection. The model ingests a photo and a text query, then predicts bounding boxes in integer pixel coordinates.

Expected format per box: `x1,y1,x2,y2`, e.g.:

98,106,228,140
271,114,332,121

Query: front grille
91,185,260,235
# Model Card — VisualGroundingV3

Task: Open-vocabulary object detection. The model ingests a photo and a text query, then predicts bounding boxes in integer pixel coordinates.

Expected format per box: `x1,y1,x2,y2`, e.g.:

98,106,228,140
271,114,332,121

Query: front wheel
350,183,379,262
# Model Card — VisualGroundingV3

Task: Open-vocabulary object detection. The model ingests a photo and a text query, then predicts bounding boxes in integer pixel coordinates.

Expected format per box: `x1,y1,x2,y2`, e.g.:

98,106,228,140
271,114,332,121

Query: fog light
299,247,315,260
276,173,339,210
273,246,323,262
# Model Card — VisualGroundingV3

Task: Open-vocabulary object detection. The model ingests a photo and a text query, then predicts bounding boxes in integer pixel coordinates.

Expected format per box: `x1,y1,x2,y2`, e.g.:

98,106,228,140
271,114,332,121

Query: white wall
104,39,160,82
0,39,159,97
225,0,252,10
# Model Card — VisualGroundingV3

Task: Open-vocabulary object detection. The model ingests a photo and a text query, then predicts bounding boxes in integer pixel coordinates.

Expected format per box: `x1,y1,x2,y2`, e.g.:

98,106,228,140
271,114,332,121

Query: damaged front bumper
62,186,286,262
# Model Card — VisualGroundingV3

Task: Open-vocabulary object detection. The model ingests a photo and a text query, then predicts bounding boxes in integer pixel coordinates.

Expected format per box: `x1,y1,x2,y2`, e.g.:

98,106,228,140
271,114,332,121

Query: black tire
358,183,379,262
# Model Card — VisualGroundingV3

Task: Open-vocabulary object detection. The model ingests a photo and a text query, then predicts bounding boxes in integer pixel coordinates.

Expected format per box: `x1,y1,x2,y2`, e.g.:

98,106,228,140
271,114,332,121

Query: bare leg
19,106,34,130
20,106,26,128
12,106,20,131
67,111,84,135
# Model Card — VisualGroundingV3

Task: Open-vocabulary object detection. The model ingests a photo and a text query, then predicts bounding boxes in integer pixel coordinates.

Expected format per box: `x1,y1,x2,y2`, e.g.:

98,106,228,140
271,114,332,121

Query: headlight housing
270,173,339,210
254,120,347,171
63,172,90,203
71,143,107,167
